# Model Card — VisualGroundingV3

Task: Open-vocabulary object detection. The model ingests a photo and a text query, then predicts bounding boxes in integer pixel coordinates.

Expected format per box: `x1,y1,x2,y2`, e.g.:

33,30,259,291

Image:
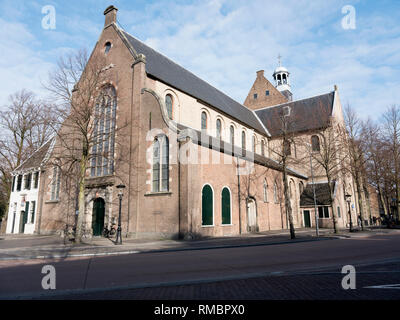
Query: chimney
104,5,118,27
256,70,264,78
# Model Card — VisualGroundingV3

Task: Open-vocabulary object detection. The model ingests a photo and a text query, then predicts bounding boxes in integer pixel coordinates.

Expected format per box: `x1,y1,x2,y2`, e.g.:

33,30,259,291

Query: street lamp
115,184,126,245
345,193,353,232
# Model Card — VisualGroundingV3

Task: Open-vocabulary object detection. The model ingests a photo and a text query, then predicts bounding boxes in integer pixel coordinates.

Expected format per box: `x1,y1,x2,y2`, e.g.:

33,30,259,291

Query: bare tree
0,90,55,229
269,109,299,239
45,49,108,242
44,48,132,242
363,119,389,217
306,116,346,233
381,105,400,222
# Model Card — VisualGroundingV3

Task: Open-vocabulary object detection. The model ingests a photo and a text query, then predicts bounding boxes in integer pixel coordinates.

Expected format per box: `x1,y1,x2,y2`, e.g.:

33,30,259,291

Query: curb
0,236,336,261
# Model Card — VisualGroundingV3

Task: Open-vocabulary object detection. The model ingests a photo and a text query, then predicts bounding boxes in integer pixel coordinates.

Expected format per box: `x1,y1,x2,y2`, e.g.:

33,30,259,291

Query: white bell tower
273,54,292,101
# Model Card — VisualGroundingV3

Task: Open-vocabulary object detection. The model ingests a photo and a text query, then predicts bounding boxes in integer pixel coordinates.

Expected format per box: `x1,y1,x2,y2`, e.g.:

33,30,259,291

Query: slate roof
177,124,307,179
300,182,335,207
121,30,266,134
14,138,54,173
255,92,335,137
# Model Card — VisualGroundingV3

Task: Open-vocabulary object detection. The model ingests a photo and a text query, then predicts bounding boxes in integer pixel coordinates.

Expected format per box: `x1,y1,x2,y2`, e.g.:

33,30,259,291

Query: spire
272,55,292,101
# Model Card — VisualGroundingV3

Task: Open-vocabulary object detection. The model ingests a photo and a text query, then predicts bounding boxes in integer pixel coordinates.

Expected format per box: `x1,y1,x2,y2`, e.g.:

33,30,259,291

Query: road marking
364,284,400,289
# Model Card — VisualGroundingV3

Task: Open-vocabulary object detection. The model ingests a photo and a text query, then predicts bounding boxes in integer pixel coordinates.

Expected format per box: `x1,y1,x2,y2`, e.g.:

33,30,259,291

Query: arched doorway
92,198,105,236
247,198,258,232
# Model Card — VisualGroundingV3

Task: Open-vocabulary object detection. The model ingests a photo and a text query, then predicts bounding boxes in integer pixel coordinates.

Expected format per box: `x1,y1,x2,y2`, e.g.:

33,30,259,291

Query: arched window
242,131,246,151
91,85,117,177
165,94,173,120
202,184,213,226
201,111,207,130
230,125,235,146
289,180,294,199
51,166,60,201
273,181,278,203
221,187,231,225
311,135,320,152
104,42,111,54
263,179,268,203
299,182,304,195
261,140,265,157
216,119,222,138
152,136,169,192
252,136,256,153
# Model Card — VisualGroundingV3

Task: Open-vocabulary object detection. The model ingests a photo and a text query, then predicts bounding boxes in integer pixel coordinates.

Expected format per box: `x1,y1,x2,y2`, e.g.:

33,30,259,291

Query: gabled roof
300,182,335,207
13,137,55,173
255,92,335,137
121,30,267,134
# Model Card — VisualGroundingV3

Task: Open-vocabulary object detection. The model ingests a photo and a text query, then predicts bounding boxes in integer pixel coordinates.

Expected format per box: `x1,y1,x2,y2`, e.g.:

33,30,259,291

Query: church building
6,6,377,238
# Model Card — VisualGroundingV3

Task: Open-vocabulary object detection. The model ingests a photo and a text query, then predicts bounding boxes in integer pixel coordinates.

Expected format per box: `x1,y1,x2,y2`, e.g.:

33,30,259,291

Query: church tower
273,55,292,101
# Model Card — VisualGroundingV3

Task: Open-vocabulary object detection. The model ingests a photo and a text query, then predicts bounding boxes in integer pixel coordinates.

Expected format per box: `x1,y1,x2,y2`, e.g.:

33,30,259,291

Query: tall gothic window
230,126,234,146
51,166,60,201
242,131,246,151
216,119,221,139
152,135,169,192
263,179,268,203
261,140,265,156
91,85,117,177
201,112,207,130
273,181,278,203
252,136,256,153
165,94,173,119
311,135,320,152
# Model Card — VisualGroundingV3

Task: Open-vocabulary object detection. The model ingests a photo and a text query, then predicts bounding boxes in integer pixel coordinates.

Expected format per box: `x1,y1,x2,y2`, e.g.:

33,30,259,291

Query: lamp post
115,184,126,245
345,193,353,232
307,143,319,237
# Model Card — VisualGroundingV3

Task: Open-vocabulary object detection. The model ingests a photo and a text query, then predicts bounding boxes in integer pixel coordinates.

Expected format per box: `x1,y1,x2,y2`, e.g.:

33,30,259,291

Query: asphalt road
1,232,400,300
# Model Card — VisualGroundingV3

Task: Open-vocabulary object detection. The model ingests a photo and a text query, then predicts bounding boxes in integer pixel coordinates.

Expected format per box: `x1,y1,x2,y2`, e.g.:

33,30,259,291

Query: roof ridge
13,136,55,173
255,91,335,112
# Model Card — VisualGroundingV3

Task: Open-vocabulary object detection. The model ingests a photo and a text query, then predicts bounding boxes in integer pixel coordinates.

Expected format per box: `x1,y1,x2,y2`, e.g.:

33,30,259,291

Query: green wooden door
304,210,311,228
202,185,213,226
92,198,105,236
221,188,231,225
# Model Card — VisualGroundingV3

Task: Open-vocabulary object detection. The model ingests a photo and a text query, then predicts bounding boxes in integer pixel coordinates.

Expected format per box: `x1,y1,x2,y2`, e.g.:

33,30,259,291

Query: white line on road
364,284,400,289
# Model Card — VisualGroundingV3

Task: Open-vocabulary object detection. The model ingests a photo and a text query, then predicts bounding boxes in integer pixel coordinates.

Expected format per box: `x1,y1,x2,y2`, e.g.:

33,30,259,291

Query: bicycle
103,222,116,238
63,224,76,245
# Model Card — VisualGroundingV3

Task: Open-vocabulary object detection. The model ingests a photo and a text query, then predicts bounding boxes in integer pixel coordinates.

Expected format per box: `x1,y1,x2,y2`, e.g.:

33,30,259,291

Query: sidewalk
0,227,397,261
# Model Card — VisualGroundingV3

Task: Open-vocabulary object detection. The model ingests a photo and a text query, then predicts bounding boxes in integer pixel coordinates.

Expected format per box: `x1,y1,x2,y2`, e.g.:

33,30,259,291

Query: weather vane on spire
278,53,282,66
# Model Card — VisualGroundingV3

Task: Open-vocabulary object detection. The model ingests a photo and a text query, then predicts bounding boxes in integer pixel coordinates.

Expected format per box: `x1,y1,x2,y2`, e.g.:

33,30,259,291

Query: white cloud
120,0,398,118
0,18,54,108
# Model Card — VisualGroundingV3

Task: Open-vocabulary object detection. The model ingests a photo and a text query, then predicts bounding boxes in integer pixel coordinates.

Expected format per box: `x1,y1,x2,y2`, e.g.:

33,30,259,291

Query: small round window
104,42,111,54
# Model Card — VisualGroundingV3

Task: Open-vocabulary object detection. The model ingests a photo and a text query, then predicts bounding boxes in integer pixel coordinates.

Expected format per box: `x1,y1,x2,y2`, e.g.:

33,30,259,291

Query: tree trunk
282,162,295,239
378,185,388,217
327,176,339,233
75,153,87,243
354,173,365,230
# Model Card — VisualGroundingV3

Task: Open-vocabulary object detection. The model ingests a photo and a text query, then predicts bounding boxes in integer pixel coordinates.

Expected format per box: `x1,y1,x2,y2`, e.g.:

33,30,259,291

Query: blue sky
0,0,399,119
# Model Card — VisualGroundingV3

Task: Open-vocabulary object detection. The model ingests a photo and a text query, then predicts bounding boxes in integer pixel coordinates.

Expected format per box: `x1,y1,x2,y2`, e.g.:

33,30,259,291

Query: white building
6,138,55,234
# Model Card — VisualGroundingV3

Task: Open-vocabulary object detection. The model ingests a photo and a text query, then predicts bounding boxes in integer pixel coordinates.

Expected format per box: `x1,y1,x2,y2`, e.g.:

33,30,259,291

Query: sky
0,0,399,120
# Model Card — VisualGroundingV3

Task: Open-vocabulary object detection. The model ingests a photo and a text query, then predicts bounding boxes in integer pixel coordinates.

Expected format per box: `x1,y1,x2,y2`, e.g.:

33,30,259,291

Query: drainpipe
178,139,181,239
236,156,242,234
